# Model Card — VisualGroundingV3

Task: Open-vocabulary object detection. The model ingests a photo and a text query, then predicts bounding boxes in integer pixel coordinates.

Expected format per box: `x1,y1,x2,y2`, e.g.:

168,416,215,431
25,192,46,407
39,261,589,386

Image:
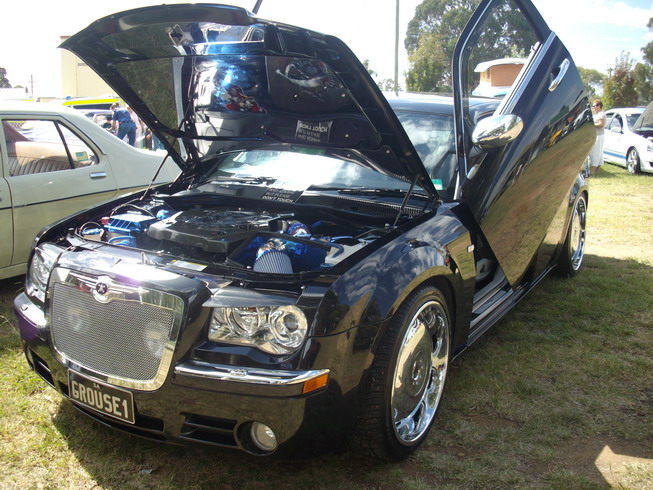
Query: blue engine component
105,213,157,245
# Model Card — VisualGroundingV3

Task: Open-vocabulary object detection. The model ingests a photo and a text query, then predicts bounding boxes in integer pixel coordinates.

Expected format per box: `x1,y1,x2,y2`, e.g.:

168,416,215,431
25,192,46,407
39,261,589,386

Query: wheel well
420,275,457,342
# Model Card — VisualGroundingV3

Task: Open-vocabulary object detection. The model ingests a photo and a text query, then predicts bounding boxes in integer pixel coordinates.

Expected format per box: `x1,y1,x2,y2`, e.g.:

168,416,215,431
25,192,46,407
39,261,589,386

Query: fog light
250,422,277,452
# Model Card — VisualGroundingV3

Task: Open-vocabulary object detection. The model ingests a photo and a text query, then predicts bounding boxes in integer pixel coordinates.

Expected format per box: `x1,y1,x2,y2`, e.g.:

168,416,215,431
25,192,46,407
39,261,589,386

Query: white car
603,104,653,174
0,102,179,279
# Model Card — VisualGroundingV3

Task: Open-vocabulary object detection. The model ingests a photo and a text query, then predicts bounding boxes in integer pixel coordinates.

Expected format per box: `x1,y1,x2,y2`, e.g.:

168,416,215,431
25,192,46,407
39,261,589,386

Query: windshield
199,149,414,192
626,112,642,129
395,111,456,196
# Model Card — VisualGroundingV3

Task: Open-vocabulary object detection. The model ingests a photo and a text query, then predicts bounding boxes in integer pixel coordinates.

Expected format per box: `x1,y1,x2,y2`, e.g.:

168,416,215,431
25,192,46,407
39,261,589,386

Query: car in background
603,105,653,174
0,102,179,280
14,0,592,460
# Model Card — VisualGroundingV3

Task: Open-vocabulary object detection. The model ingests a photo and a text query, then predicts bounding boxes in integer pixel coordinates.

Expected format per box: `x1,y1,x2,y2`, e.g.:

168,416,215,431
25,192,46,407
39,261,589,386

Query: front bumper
14,292,348,455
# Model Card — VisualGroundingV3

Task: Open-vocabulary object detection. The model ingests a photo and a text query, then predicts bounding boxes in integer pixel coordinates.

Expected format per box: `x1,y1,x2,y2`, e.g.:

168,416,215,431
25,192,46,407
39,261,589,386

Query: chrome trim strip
48,267,185,391
175,361,329,386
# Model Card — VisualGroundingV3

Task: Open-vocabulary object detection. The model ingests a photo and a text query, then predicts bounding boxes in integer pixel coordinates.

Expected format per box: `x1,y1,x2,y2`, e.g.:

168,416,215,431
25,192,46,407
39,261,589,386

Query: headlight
209,305,308,355
27,243,64,301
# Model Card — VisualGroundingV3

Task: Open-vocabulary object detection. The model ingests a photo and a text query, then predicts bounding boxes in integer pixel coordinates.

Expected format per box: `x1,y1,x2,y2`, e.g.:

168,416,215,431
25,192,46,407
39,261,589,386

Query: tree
634,63,653,105
577,67,605,98
362,59,377,79
405,0,537,92
643,18,653,65
602,52,638,109
0,67,11,89
405,0,479,91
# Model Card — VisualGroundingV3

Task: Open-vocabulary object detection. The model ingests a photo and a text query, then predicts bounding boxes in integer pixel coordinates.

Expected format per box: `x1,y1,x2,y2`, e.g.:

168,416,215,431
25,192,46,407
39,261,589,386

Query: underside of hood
61,4,437,196
633,101,653,131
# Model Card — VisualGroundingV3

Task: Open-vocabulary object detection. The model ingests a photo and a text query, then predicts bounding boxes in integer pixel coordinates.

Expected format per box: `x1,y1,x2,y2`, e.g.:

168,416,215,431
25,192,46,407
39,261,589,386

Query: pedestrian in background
110,102,137,146
127,105,146,148
589,100,607,176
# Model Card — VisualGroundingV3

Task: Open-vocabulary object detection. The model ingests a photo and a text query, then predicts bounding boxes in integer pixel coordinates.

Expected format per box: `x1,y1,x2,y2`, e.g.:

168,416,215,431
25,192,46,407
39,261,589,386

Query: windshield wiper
335,187,427,198
197,176,277,186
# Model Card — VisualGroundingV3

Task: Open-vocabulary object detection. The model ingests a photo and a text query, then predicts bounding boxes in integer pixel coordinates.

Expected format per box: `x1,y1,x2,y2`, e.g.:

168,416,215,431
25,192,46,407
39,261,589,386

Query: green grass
1,163,652,488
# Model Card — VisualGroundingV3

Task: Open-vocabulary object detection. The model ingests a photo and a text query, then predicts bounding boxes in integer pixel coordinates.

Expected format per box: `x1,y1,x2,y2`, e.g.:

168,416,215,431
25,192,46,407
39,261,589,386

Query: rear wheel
626,148,641,174
557,194,587,277
352,286,450,460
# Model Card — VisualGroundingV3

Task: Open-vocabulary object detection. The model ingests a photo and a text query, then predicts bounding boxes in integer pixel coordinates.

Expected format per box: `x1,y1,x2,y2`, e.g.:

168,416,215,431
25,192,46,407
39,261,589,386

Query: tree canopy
405,0,537,93
602,53,638,109
0,67,11,89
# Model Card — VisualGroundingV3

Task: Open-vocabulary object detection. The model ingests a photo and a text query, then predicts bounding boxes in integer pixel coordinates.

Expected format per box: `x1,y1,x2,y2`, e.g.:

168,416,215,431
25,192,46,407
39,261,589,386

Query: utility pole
394,0,399,94
252,0,263,14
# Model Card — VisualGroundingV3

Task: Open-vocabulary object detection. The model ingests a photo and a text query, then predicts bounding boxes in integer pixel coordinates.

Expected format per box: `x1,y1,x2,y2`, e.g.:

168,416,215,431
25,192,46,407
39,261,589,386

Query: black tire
351,286,451,460
626,148,641,174
557,193,587,277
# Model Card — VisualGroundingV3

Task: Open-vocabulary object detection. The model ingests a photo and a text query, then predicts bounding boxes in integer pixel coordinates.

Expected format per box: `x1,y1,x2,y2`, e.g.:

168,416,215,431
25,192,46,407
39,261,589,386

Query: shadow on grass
6,253,653,488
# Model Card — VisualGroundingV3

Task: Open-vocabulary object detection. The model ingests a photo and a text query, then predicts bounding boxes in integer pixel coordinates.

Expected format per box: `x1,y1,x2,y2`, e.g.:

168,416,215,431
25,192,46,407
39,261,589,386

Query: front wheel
626,148,641,174
556,194,587,277
351,286,450,460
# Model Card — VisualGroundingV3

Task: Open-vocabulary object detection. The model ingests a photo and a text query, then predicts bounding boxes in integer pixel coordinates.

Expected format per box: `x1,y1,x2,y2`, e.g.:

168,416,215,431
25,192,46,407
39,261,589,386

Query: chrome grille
49,269,184,390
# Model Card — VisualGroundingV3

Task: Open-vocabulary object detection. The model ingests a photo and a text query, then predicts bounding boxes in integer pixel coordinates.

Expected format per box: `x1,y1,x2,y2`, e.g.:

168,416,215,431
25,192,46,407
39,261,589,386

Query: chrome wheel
626,148,640,174
569,195,587,272
391,300,449,444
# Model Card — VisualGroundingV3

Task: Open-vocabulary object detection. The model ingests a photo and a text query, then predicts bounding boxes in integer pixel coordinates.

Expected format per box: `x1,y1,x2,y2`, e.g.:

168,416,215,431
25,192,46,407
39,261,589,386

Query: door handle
548,58,570,92
89,172,107,179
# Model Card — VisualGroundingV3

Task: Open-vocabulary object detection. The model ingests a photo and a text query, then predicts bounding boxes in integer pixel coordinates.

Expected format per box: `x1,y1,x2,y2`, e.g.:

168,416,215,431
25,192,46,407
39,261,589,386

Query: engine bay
74,195,385,274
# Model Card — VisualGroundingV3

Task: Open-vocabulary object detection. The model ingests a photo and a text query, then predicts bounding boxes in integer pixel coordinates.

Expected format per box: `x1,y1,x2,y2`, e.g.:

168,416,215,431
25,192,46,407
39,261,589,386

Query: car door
604,113,625,165
0,166,12,273
452,0,594,286
1,116,119,269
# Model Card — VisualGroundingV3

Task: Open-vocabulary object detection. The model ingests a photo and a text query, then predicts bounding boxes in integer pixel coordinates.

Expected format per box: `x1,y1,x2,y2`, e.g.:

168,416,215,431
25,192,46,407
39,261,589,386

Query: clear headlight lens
209,305,308,355
27,243,63,300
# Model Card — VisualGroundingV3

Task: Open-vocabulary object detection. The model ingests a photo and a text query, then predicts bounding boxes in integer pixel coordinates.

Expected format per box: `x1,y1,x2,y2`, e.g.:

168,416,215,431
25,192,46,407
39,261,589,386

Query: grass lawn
1,163,651,488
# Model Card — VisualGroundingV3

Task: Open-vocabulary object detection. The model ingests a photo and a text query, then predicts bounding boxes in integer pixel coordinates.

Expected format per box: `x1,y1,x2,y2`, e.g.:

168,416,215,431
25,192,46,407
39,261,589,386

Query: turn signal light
302,372,329,394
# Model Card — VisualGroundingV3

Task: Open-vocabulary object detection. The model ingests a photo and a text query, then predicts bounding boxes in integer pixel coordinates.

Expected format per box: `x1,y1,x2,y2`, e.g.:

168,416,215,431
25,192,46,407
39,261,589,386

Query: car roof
607,107,645,113
386,92,501,121
0,101,88,117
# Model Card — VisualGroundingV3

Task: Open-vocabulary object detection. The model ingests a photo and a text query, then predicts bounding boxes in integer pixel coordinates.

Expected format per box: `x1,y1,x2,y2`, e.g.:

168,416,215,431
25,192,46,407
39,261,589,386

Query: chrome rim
391,300,449,445
627,149,639,173
569,197,587,271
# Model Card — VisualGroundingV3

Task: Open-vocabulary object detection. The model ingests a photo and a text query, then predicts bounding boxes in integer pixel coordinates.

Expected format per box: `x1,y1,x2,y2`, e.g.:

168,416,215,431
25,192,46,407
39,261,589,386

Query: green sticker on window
75,151,88,161
431,179,444,190
289,145,326,156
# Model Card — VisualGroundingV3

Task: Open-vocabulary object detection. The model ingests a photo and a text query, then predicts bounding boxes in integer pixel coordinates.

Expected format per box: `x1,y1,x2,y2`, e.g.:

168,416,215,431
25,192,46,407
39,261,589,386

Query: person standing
589,100,607,176
127,105,146,148
110,102,137,146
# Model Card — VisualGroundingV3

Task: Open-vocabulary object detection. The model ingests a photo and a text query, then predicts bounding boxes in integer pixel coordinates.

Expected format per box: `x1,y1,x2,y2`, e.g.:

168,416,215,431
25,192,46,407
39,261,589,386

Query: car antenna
392,174,418,228
252,0,263,14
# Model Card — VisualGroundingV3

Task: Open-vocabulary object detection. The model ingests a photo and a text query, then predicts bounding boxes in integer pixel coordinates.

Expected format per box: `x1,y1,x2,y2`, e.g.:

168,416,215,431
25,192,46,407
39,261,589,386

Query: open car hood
632,101,653,131
61,4,437,197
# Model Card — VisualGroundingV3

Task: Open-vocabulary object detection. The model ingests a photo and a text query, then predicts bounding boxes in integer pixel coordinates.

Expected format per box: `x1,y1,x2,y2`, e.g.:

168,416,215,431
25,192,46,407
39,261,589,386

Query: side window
610,114,623,131
3,119,98,177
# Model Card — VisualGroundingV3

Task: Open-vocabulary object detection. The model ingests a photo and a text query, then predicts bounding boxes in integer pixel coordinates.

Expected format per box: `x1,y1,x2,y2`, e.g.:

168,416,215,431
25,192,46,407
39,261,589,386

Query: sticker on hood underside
295,120,332,144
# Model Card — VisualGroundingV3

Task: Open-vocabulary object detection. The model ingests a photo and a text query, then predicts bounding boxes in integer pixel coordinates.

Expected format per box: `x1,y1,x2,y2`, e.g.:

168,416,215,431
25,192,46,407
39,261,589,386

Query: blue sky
1,0,652,97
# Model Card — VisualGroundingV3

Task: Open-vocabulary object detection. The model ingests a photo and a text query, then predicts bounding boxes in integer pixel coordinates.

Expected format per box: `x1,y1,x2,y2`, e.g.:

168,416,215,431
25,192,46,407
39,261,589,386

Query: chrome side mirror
471,114,524,150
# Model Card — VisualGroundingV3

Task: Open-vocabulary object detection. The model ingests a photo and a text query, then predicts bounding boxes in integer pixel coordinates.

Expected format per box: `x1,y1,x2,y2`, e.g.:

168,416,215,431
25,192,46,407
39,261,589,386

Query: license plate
68,371,135,424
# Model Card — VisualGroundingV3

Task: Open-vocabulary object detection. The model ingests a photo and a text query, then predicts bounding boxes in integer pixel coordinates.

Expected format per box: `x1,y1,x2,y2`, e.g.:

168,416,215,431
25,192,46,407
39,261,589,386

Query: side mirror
472,114,524,150
610,126,622,133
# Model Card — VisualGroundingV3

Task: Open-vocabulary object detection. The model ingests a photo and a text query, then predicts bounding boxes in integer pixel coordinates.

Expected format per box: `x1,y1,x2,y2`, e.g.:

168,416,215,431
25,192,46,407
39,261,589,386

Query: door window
3,119,98,177
608,114,622,131
460,0,540,125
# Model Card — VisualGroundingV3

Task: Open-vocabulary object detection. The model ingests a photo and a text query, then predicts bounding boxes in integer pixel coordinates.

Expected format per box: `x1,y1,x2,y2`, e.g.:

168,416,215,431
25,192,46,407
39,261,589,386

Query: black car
14,0,593,459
